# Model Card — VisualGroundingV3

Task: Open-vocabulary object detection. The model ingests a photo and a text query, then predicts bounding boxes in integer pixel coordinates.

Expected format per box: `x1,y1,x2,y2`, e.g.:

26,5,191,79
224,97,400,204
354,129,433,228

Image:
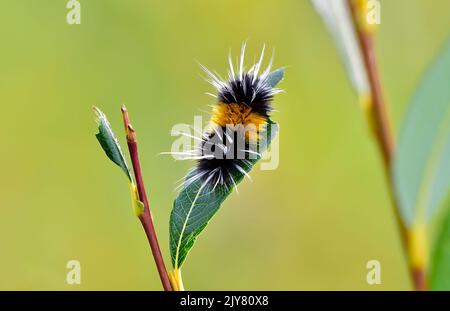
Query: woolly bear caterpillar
171,43,282,193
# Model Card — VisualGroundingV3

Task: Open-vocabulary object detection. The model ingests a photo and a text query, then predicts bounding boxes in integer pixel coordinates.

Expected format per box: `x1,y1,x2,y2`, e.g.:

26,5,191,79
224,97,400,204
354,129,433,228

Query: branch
348,0,426,291
121,105,173,291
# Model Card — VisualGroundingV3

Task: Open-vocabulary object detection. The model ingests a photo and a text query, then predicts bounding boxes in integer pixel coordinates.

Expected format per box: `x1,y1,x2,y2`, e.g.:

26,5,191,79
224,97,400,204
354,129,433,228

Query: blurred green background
0,0,449,290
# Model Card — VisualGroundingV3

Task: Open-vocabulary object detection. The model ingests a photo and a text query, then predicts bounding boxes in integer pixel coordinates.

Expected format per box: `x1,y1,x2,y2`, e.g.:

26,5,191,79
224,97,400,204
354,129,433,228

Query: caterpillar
175,44,282,192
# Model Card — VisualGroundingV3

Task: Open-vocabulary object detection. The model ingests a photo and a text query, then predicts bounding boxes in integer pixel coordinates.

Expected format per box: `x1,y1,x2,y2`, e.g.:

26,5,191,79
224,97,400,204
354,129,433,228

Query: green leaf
169,70,284,270
170,120,279,269
267,68,285,88
430,198,450,290
392,41,450,289
93,106,133,181
169,69,283,269
310,0,369,96
93,107,145,216
393,41,450,227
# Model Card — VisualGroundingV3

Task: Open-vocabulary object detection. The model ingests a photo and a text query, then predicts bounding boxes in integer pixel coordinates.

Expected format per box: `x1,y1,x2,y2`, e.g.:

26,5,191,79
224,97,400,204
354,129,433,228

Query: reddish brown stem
357,27,409,248
121,105,173,291
348,1,426,291
413,268,427,291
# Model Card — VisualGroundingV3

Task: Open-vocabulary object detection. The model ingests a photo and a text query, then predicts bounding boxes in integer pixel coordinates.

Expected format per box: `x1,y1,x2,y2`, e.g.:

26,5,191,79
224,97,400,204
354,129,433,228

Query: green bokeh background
0,0,449,290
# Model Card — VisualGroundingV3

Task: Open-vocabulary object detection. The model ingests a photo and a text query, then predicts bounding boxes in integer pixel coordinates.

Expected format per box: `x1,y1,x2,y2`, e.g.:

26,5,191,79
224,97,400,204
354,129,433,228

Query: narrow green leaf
393,41,450,227
170,120,278,269
93,107,145,216
310,0,369,96
430,198,450,290
93,106,133,181
169,69,283,269
267,68,285,88
392,41,450,289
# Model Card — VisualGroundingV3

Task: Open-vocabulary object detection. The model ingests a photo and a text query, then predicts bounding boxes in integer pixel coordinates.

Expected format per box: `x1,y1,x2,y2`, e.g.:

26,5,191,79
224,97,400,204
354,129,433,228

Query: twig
348,0,426,291
121,105,173,291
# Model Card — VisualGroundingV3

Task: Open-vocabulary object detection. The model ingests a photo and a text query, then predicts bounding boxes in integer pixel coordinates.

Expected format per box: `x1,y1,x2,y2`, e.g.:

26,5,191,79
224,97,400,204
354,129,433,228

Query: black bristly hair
217,73,274,118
